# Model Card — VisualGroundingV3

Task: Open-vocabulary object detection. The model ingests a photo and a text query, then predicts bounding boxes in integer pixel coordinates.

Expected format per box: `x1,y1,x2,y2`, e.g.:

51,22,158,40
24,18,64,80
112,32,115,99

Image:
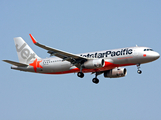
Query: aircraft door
132,48,140,63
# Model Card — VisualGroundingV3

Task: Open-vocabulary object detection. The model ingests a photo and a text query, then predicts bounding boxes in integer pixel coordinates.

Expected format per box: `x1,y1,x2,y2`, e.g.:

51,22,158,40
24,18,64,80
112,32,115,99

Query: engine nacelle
104,68,127,78
83,59,105,69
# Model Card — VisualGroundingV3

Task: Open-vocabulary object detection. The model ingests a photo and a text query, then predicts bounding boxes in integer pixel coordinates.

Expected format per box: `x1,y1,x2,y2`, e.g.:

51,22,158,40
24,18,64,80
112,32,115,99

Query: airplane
3,34,160,84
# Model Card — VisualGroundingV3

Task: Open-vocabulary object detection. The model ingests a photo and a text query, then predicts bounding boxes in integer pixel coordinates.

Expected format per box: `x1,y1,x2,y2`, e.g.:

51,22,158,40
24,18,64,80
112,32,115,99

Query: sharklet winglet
29,34,37,44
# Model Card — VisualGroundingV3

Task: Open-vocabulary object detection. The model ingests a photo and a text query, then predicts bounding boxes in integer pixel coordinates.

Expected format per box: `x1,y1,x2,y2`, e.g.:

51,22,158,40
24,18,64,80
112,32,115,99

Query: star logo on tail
29,59,43,72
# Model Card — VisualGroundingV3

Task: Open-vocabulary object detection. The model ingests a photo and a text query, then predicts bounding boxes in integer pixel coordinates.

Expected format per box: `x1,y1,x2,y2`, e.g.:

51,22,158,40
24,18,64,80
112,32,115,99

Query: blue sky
0,0,161,120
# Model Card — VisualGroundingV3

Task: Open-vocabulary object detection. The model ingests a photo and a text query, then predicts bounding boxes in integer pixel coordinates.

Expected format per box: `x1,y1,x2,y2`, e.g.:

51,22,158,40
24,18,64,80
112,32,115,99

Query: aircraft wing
29,34,87,64
3,60,28,67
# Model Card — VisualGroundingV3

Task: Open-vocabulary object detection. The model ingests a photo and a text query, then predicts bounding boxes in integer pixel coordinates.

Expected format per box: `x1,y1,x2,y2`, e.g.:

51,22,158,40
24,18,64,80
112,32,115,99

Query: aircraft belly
42,62,71,73
11,66,36,72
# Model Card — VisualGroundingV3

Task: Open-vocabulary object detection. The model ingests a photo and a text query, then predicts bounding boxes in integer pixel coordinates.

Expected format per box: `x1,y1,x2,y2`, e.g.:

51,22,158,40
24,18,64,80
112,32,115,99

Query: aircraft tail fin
14,37,41,64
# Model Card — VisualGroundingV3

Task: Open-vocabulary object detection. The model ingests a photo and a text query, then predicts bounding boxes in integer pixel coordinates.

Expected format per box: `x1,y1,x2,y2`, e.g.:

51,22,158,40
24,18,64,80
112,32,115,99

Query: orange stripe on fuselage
44,61,135,74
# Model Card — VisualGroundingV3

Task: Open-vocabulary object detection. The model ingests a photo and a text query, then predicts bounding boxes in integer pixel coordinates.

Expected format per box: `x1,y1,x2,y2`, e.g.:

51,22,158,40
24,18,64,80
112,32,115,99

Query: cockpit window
144,49,153,51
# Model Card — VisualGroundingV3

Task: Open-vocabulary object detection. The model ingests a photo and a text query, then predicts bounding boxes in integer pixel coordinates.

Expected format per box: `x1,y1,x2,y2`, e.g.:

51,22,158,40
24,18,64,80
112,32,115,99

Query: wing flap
3,60,28,67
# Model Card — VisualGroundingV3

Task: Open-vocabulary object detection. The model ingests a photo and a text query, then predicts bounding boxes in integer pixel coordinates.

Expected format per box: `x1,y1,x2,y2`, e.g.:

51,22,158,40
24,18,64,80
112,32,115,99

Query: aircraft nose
151,52,160,60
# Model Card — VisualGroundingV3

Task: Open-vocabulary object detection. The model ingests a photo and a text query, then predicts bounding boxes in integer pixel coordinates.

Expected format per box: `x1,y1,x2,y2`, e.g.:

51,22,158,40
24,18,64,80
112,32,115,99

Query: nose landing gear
137,70,142,74
137,64,142,74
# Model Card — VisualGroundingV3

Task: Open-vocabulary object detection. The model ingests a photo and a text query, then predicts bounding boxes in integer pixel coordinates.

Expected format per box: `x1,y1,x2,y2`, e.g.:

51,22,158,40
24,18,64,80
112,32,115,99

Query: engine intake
83,59,105,69
104,68,127,78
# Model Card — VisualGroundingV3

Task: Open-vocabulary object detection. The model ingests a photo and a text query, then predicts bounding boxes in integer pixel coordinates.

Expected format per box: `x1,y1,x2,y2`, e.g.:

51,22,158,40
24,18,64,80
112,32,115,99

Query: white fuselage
12,46,160,74
3,35,159,84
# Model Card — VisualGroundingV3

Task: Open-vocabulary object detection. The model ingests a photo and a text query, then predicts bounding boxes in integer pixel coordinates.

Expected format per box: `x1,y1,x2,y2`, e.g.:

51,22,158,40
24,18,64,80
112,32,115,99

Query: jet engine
83,59,105,69
104,68,127,78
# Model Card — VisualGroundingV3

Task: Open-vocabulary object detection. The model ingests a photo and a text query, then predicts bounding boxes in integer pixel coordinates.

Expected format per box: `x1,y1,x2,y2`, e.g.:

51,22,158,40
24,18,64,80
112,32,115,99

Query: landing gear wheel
92,78,99,84
137,70,142,74
77,72,84,78
136,64,142,74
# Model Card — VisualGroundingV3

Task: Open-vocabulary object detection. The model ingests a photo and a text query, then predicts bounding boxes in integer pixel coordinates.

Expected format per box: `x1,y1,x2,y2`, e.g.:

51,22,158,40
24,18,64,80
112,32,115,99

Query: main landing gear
137,64,142,74
92,72,101,84
77,65,84,78
92,77,99,84
77,72,100,84
77,72,99,84
77,72,84,78
77,65,100,84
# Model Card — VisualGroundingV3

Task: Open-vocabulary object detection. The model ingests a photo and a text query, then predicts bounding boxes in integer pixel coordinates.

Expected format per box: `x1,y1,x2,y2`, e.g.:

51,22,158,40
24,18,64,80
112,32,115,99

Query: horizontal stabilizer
3,60,28,67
